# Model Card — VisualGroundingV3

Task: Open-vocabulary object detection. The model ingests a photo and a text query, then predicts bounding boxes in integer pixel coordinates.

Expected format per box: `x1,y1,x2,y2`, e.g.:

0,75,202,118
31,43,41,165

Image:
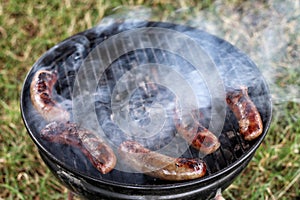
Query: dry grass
0,0,299,199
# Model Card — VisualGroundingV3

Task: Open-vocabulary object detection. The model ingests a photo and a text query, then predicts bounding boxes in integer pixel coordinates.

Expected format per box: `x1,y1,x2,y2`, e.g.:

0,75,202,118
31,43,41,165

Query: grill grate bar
219,146,229,167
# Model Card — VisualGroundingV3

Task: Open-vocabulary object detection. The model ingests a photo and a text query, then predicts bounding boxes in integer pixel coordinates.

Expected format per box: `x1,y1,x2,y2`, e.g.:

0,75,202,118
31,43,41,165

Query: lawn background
0,0,299,199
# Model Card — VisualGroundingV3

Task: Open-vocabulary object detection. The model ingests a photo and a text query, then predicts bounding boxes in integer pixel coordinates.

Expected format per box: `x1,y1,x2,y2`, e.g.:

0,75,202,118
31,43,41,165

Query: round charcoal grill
21,21,272,200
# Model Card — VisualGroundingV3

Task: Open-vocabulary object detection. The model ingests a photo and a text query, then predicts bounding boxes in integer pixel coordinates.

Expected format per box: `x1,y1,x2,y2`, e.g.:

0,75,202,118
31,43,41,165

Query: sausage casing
30,70,70,122
226,86,263,141
41,121,117,174
174,107,220,154
118,140,206,181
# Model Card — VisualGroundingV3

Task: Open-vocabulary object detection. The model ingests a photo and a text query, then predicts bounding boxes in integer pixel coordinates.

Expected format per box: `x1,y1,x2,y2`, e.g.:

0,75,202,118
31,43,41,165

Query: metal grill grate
22,22,271,190
50,44,257,184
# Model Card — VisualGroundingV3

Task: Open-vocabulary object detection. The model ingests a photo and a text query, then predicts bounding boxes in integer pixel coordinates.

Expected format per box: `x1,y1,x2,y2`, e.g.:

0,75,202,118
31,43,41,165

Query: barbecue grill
21,21,272,199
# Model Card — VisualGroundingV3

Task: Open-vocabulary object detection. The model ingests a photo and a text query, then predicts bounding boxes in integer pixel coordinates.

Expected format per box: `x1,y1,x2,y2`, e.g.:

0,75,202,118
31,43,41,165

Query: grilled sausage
226,86,263,141
118,140,206,181
30,70,70,122
174,106,220,155
41,121,117,174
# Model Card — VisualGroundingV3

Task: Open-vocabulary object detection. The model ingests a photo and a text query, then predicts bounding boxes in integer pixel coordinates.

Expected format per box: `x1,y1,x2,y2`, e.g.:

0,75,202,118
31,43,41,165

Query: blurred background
0,0,299,199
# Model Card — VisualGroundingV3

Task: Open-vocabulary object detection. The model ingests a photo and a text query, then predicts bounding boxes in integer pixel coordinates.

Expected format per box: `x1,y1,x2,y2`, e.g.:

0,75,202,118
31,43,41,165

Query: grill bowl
21,21,272,199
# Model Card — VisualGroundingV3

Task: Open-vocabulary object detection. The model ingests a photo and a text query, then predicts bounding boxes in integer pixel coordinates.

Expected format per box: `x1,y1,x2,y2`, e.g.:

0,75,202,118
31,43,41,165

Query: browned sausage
30,70,70,122
118,140,206,181
226,86,263,141
41,121,117,174
174,105,220,155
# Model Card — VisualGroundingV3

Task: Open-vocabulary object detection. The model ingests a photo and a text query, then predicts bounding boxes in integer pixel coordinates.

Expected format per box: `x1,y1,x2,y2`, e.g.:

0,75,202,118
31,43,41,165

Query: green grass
1,0,299,199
